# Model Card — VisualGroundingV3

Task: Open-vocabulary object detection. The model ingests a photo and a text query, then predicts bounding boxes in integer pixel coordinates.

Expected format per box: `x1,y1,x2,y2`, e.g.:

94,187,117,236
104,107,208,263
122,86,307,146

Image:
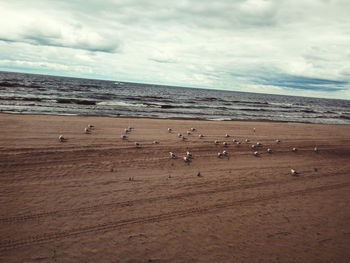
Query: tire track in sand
0,182,349,251
0,170,348,223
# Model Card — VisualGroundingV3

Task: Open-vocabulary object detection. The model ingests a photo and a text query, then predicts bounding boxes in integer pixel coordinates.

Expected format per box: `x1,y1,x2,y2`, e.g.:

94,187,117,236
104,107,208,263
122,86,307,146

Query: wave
56,98,97,105
0,96,49,103
338,114,350,120
0,81,46,90
297,109,317,114
0,81,20,87
79,84,101,89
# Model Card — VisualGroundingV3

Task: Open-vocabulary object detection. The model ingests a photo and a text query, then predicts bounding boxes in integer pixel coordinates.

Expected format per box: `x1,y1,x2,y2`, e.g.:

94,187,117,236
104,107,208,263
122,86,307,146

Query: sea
0,71,349,124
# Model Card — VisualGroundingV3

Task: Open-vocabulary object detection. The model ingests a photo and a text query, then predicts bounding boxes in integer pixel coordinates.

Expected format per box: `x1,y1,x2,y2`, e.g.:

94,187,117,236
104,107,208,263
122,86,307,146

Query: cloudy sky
1,0,350,99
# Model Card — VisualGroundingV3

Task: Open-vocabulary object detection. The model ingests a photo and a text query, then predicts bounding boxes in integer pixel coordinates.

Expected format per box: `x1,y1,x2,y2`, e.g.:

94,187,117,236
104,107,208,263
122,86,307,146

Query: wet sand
0,113,350,263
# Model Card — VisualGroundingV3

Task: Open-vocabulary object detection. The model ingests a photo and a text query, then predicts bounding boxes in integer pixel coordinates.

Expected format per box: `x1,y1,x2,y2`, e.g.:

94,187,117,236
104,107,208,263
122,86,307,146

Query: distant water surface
0,71,349,124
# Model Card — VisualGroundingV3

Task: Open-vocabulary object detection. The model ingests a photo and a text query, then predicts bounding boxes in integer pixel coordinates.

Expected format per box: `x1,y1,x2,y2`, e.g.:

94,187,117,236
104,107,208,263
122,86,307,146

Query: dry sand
0,113,350,263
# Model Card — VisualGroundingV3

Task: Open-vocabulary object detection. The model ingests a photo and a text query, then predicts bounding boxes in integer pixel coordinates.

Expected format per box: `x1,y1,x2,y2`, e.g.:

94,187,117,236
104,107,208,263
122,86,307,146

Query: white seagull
58,135,65,142
267,148,272,153
291,169,299,176
186,151,193,158
292,147,298,152
134,142,141,148
169,152,176,159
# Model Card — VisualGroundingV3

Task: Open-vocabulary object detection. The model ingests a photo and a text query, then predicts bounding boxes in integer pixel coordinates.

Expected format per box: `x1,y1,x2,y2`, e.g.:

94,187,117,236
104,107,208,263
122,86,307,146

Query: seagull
153,140,160,144
253,151,260,157
217,152,224,158
245,139,250,143
84,127,90,134
169,152,176,159
186,151,193,158
251,144,256,149
168,128,172,133
253,128,256,132
181,136,187,141
187,131,191,135
291,169,299,176
124,128,131,133
235,141,241,145
276,139,281,143
120,135,128,140
88,124,94,129
222,150,228,156
256,142,262,146
58,135,65,142
225,134,230,138
183,156,191,162
214,140,219,145
134,142,141,148
314,147,318,152
191,128,196,132
198,134,204,138
267,148,272,153
292,147,298,152
178,133,182,138
223,142,228,147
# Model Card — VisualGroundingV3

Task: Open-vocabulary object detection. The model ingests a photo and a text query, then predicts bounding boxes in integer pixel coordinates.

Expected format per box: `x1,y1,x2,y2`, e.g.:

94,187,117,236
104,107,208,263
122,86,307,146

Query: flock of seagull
58,124,319,177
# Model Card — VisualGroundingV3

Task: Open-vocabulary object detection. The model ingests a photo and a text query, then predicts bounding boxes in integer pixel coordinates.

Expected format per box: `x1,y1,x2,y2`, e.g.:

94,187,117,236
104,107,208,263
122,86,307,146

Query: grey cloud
1,0,350,99
149,58,176,64
254,73,347,92
0,31,119,53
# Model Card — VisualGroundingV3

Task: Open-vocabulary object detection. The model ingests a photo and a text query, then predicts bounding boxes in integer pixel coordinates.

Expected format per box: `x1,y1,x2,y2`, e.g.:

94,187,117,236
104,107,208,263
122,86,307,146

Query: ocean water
0,71,349,124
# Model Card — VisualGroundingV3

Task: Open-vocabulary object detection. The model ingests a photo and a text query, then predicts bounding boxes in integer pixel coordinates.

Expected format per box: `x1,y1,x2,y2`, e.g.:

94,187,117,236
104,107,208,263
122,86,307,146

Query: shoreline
1,111,349,126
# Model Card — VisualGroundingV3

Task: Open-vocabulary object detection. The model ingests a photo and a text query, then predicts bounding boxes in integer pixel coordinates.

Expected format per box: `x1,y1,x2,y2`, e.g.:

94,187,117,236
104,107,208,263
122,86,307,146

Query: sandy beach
0,113,350,263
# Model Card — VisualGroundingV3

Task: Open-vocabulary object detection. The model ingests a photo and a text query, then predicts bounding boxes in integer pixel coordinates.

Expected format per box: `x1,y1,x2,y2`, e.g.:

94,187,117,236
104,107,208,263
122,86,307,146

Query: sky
0,0,350,99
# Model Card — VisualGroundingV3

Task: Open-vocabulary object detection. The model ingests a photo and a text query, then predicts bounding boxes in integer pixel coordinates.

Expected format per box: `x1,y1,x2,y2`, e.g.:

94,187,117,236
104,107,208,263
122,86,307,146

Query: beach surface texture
0,113,350,263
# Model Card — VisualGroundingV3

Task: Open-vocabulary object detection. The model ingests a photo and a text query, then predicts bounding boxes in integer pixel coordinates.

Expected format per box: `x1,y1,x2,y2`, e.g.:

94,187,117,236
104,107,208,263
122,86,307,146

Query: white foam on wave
97,101,146,107
207,117,232,121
